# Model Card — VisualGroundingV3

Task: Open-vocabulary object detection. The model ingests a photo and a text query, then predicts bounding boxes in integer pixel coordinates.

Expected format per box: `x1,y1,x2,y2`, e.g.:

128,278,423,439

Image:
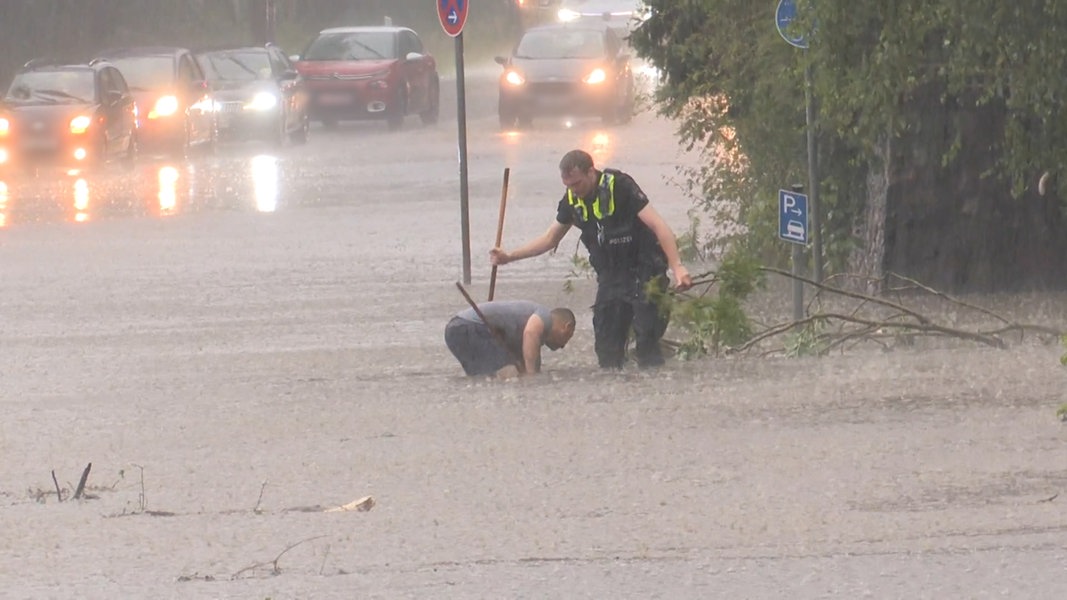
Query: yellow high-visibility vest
567,171,616,222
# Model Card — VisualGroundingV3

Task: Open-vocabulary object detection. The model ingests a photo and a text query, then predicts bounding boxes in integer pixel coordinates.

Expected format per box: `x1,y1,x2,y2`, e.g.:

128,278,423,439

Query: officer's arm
491,221,570,265
521,314,546,374
637,204,693,291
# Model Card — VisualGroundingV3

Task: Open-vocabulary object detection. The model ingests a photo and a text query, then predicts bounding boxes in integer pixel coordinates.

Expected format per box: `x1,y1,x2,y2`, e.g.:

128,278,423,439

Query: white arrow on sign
448,9,458,24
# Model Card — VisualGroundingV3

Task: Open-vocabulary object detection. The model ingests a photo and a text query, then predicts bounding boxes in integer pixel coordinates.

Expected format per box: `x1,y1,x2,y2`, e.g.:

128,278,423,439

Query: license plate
23,138,57,150
534,94,573,108
317,93,353,106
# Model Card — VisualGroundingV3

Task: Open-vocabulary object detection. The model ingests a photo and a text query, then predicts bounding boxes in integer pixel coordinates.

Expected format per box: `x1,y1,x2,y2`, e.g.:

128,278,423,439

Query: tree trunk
882,89,1067,293
847,134,890,294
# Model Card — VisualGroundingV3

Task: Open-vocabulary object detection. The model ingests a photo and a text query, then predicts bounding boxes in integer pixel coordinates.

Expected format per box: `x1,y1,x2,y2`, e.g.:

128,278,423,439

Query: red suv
294,26,439,131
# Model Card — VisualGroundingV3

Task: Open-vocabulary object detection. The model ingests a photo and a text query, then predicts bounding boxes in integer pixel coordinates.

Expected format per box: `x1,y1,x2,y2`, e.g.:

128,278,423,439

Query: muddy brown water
1,69,1065,598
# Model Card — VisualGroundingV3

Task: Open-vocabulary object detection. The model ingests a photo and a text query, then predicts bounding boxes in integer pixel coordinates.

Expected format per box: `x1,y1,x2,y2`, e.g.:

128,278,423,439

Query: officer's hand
489,247,510,266
672,264,693,292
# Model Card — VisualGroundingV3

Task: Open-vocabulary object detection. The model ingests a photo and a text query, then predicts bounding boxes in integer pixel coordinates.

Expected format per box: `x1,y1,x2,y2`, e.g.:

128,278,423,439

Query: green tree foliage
630,0,1067,266
650,251,762,358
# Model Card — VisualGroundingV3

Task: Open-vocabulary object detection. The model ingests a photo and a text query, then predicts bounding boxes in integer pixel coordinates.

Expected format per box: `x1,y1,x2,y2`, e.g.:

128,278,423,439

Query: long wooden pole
487,167,510,301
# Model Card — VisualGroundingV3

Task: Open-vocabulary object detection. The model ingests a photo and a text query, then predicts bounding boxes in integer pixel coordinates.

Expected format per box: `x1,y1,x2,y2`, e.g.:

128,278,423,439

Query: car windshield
102,56,174,91
515,30,604,59
199,51,272,81
303,31,396,61
4,70,96,104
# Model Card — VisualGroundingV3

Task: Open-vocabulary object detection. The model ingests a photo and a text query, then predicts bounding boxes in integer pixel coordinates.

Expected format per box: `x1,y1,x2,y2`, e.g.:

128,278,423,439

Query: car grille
219,101,243,114
305,73,374,81
18,121,59,136
529,82,579,95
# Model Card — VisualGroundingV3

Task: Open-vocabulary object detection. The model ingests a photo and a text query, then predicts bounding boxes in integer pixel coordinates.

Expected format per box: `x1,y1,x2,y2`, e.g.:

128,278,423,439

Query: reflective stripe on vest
567,171,616,221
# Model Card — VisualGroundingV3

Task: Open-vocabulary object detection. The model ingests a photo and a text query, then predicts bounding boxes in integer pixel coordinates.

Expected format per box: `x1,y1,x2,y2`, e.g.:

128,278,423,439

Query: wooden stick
455,281,524,371
488,167,510,301
51,470,62,502
73,462,92,500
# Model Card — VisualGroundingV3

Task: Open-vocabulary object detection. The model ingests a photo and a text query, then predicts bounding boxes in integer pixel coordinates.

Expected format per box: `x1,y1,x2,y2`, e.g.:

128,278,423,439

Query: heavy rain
1,1,1066,598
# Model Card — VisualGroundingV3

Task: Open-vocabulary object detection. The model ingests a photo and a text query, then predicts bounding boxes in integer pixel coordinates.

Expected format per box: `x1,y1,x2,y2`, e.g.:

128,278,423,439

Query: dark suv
0,58,137,171
93,46,217,156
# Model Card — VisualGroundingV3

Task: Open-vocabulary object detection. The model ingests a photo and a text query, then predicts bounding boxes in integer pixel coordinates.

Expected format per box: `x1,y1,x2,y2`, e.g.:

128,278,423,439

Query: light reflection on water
72,178,90,223
251,154,278,213
157,166,179,216
0,151,288,226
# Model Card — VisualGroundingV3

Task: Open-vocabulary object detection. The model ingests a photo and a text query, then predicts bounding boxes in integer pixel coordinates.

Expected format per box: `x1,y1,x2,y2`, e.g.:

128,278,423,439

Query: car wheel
498,99,518,129
618,77,636,124
122,132,138,171
271,115,287,148
601,103,619,125
290,113,310,144
420,78,440,126
92,133,108,169
418,79,439,125
179,121,193,159
387,89,405,131
201,121,219,156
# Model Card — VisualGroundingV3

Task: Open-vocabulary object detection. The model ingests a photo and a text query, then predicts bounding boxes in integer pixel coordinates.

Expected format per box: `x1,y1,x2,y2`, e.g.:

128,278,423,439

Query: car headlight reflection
558,8,580,21
245,92,279,112
583,68,607,85
0,118,9,136
149,95,180,119
505,70,525,86
69,115,92,134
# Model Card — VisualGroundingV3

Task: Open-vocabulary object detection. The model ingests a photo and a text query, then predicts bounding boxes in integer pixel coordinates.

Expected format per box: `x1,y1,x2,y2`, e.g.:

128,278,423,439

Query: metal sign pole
790,184,805,322
804,64,822,284
456,32,471,285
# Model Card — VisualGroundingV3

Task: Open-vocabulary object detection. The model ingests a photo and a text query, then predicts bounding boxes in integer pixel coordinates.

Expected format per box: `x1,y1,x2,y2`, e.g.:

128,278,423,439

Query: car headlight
70,115,93,134
245,92,279,112
583,68,607,85
505,70,525,86
149,95,179,119
0,118,8,136
558,8,580,22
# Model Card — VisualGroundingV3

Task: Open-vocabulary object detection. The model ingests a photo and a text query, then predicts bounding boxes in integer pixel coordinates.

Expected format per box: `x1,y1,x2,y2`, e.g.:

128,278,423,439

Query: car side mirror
494,56,507,66
404,52,422,61
107,90,124,105
289,54,301,62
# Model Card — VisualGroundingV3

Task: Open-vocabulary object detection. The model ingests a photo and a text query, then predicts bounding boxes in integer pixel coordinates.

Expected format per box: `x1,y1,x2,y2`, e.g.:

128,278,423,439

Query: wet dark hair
559,149,594,174
550,308,576,328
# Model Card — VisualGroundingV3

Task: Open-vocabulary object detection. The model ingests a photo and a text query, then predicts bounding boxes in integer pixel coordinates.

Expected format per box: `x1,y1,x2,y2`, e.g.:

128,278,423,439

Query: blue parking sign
779,189,808,244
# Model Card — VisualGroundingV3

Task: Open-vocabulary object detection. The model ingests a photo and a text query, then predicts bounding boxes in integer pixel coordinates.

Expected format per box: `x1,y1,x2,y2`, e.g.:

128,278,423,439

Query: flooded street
1,66,1066,598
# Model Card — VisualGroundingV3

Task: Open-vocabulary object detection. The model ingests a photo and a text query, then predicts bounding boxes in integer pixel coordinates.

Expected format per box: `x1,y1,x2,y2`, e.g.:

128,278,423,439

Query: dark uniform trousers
592,273,668,369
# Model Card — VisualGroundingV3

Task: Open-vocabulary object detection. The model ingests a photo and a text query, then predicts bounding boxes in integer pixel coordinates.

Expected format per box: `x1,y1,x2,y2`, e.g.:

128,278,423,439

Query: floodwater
1,64,1066,599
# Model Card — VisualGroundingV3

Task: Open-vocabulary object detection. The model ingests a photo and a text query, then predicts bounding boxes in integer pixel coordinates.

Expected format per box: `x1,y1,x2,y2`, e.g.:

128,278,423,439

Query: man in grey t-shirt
445,300,576,378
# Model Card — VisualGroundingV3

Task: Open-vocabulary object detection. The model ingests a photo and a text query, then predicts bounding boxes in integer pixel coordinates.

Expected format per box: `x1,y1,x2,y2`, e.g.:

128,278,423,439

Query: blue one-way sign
779,189,808,244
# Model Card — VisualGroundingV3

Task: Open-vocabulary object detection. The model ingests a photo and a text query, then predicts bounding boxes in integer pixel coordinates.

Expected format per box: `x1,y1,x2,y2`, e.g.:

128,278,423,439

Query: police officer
490,149,693,369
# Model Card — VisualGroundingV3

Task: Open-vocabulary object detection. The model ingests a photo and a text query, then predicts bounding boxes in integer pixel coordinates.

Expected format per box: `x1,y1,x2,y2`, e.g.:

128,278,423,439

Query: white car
557,0,650,39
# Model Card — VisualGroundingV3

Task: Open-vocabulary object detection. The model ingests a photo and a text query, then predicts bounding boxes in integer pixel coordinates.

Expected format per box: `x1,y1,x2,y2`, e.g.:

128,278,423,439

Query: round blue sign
775,0,809,49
